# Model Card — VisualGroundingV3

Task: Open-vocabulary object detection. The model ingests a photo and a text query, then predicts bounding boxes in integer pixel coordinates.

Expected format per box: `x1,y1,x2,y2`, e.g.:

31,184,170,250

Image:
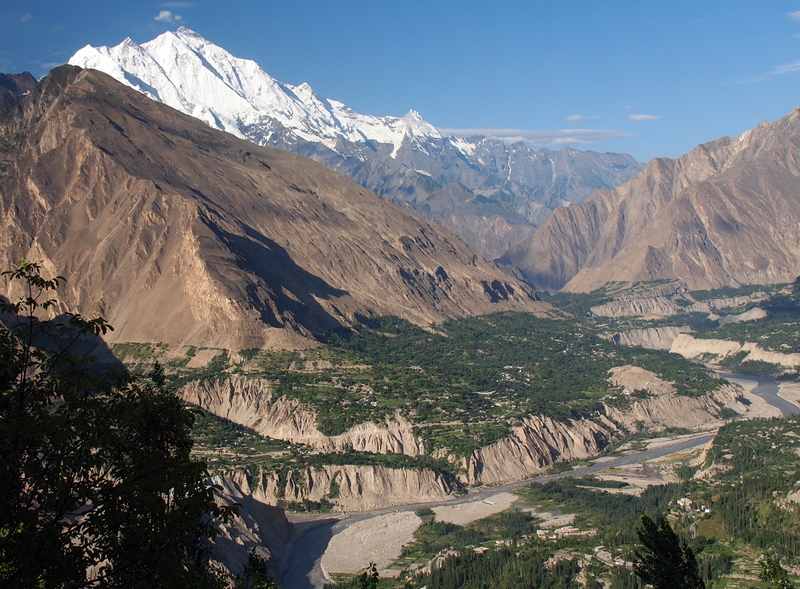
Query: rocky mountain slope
501,109,800,292
69,28,642,258
0,72,37,96
0,66,549,349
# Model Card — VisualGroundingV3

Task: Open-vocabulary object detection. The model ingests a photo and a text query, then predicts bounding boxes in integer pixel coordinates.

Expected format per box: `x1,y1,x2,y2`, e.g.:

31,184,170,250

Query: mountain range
0,66,549,349
501,108,800,292
68,27,642,259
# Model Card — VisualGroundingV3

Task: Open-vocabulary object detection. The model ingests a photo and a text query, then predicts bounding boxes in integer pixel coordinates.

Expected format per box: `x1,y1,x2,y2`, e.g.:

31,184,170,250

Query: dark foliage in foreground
0,262,232,588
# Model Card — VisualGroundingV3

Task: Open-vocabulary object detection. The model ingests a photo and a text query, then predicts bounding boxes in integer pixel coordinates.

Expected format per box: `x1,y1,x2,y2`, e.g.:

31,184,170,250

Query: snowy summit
69,27,441,153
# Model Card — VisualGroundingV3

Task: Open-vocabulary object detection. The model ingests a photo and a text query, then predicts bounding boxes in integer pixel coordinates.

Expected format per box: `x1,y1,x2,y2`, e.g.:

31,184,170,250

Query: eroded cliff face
603,365,747,432
180,375,425,455
184,372,751,503
210,475,294,578
461,368,745,486
591,297,681,318
465,415,610,485
670,334,800,369
227,465,454,511
591,292,768,319
608,326,691,350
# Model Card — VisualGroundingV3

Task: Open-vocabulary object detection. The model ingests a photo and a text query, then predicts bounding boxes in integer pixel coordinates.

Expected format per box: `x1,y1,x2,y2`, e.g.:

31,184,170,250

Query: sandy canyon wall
183,370,749,508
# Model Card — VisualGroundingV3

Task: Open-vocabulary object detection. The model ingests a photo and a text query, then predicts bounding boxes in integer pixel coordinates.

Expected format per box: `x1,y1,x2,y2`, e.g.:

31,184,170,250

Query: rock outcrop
591,297,681,318
716,306,768,326
501,107,800,292
0,66,549,350
688,294,768,312
180,375,425,455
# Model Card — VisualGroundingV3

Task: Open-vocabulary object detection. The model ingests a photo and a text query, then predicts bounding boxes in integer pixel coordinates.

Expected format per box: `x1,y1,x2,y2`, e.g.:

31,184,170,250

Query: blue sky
3,1,800,162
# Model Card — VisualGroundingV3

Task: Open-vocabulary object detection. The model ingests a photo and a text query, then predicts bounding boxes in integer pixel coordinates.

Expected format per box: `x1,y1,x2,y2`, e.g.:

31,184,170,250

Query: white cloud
789,10,800,21
567,114,600,121
20,13,32,22
154,10,183,22
628,114,662,121
438,127,632,147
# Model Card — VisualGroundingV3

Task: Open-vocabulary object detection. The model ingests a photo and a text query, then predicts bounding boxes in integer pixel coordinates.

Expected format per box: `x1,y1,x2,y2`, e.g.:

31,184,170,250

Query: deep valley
2,27,800,588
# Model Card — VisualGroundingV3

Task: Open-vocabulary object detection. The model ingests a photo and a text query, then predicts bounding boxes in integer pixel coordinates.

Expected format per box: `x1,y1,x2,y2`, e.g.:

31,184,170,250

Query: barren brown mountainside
500,108,800,292
0,66,549,349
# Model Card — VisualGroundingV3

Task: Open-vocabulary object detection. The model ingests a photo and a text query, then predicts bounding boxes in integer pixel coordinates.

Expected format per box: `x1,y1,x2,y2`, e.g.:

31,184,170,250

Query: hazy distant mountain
68,27,642,258
500,109,800,292
0,66,550,349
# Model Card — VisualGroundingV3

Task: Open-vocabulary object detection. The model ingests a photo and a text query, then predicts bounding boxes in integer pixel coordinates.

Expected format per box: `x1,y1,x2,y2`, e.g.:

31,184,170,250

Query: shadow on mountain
0,295,127,377
205,218,351,337
280,519,338,589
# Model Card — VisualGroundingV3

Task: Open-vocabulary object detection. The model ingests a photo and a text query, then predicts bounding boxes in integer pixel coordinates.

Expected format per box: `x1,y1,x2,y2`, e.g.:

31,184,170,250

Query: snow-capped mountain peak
69,27,440,155
66,28,642,262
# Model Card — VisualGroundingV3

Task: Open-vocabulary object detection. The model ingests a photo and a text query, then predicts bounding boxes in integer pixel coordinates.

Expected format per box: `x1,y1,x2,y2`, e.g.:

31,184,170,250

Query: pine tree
633,514,705,589
759,554,796,589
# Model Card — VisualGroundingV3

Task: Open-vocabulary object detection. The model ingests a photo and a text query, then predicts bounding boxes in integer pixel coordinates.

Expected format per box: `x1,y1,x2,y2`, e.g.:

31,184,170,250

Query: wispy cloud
20,13,32,23
733,59,800,84
688,14,716,26
771,59,800,75
739,11,800,83
155,10,183,23
628,114,662,121
438,127,632,147
161,2,195,7
566,114,600,122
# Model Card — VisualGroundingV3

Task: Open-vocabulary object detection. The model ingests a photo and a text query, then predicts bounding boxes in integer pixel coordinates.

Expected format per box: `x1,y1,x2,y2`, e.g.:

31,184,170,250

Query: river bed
280,373,799,589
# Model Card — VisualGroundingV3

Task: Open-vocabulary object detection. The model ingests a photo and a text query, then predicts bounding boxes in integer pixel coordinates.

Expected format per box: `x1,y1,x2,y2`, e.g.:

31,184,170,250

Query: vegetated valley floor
110,281,800,586
116,307,726,485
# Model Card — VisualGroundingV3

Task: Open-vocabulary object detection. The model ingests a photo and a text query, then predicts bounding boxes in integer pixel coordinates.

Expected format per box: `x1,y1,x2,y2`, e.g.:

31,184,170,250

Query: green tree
358,563,379,589
759,554,796,589
234,549,277,589
0,261,232,588
633,514,705,589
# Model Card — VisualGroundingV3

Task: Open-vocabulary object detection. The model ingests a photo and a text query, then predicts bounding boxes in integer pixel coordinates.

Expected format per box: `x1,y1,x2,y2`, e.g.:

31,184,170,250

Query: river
280,372,797,588
716,371,799,417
